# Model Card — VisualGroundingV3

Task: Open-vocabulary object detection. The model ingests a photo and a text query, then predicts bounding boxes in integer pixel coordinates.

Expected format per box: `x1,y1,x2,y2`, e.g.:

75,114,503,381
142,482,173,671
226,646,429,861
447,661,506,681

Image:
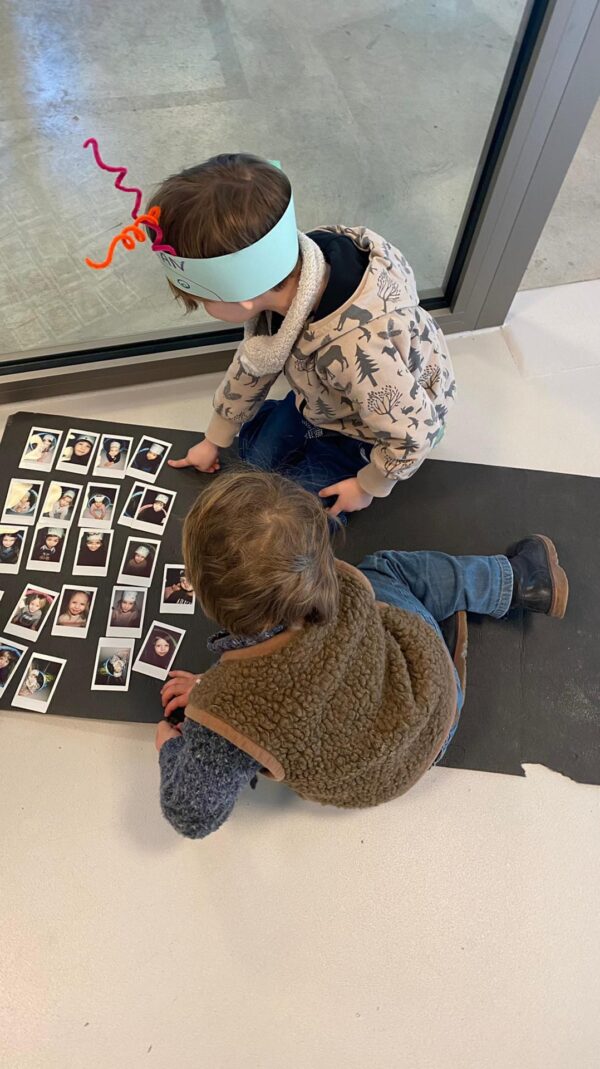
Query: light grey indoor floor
0,0,598,357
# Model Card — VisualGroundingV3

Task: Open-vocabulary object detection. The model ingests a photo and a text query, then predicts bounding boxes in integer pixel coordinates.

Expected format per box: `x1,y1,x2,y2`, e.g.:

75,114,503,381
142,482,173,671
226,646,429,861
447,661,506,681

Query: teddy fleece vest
185,563,457,808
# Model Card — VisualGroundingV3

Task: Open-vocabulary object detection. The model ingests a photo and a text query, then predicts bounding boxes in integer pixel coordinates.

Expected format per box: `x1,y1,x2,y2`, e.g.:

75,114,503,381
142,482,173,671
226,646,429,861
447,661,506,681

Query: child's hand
169,439,220,473
161,670,200,717
155,720,182,752
319,478,373,517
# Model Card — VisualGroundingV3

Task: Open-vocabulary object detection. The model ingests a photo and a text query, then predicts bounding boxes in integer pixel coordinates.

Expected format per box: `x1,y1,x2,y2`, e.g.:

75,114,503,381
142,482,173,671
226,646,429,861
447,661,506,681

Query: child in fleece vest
152,153,456,518
155,471,568,839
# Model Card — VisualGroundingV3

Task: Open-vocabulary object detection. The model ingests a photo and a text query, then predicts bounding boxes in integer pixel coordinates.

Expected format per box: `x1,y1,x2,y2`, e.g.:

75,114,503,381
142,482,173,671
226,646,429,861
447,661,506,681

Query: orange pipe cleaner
85,206,170,270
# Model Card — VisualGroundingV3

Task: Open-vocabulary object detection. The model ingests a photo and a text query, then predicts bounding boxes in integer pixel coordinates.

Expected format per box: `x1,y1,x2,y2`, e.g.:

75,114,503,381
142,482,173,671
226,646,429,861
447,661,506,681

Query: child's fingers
327,499,344,517
168,456,191,469
319,483,340,498
164,693,187,717
166,670,196,680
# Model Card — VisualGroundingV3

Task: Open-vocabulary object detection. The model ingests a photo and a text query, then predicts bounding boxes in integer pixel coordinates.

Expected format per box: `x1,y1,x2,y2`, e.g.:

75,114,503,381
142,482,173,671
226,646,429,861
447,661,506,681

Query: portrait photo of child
78,483,120,530
126,436,172,484
160,565,196,615
91,639,134,692
12,653,67,713
73,529,114,577
93,434,133,479
5,584,58,642
117,537,160,587
27,526,69,573
133,621,185,681
41,482,81,526
0,527,27,575
52,585,97,640
129,485,176,535
106,586,146,638
2,479,43,526
19,427,63,473
56,428,99,475
0,639,27,697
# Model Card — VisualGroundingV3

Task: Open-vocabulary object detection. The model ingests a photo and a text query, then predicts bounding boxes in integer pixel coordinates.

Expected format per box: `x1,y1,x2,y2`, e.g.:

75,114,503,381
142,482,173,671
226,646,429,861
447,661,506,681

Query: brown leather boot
506,535,569,618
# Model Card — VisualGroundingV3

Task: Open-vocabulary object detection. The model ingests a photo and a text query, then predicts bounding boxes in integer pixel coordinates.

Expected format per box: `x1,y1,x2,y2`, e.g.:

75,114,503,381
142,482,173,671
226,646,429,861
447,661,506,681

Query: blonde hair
183,471,339,635
149,153,298,312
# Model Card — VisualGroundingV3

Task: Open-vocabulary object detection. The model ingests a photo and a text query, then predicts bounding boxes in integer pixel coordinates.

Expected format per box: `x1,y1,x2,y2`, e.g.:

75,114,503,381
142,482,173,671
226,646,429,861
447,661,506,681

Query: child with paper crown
153,154,456,517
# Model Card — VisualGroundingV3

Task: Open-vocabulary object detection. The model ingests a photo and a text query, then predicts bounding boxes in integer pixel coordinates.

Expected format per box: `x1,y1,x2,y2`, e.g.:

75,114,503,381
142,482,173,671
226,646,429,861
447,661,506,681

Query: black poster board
1,411,599,788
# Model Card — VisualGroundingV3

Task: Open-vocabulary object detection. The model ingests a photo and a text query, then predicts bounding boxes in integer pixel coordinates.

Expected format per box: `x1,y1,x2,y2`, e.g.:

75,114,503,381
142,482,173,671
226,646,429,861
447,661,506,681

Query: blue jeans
238,391,372,510
358,550,514,759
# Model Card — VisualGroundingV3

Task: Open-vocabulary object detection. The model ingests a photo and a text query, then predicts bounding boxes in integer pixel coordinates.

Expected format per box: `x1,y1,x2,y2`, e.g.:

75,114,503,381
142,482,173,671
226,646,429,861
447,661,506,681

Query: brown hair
149,154,296,312
183,471,339,635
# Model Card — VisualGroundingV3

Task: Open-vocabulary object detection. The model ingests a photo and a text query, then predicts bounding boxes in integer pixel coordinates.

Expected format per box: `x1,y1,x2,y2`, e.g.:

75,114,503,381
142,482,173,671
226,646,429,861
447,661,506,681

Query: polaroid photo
126,436,172,484
26,524,70,573
56,428,99,475
127,485,176,535
72,529,114,578
78,482,120,530
106,586,147,638
93,434,134,480
0,637,28,697
116,536,160,588
5,584,59,643
91,638,135,692
2,478,44,526
0,527,28,576
11,652,67,713
51,584,97,640
160,564,196,615
133,620,186,681
118,481,146,529
40,481,81,528
19,427,63,473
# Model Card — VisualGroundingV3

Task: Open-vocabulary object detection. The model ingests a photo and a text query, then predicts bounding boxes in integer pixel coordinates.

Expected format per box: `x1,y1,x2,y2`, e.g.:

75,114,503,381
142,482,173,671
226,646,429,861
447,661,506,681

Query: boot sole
533,534,569,619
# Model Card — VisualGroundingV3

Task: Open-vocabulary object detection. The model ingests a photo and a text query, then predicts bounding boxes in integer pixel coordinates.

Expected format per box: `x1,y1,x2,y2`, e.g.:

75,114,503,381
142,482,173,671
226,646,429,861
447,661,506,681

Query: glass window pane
1,0,530,360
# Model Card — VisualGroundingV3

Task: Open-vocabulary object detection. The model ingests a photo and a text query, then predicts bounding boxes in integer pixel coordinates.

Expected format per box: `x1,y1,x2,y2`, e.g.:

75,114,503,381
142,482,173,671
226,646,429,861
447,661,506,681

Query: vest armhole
186,703,286,782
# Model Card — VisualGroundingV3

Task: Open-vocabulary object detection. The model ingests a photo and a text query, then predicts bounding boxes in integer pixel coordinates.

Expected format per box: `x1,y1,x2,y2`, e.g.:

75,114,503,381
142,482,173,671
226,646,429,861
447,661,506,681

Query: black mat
1,411,598,786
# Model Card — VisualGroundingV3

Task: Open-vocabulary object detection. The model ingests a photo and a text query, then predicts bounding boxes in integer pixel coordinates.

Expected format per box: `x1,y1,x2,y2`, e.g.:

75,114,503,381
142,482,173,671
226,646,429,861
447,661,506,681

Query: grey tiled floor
0,0,597,358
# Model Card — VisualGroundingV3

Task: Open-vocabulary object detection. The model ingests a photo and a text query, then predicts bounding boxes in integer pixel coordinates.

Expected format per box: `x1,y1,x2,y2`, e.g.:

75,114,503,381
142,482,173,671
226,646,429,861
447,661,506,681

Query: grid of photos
1,421,190,716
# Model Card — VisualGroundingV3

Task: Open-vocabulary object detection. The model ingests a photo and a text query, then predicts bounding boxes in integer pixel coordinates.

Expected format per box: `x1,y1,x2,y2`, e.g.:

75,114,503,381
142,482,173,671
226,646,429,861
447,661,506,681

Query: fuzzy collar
238,232,327,377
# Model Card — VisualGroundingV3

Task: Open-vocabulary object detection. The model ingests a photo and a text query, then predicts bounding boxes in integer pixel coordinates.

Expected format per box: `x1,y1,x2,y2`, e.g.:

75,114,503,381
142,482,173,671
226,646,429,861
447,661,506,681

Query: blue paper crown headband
82,140,299,303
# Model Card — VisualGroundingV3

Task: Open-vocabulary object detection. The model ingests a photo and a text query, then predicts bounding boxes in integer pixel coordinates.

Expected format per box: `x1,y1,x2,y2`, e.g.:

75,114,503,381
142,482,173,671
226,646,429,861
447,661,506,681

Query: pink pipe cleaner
82,137,177,255
83,137,143,218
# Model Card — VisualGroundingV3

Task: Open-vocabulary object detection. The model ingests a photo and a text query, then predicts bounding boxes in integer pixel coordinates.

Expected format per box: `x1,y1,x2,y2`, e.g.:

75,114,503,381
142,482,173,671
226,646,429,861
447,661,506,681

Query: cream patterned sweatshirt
206,227,456,496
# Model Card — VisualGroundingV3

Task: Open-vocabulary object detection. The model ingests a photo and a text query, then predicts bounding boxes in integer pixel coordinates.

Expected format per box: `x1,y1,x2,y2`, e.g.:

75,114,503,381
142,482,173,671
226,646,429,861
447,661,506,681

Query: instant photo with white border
125,436,172,484
118,481,146,529
26,524,70,573
56,428,99,475
116,536,160,588
5,584,59,643
77,482,120,531
159,564,196,615
106,585,147,638
40,481,81,527
19,427,63,473
51,584,98,640
127,485,176,535
0,637,28,697
91,638,135,692
93,434,134,480
0,526,28,575
133,620,186,681
72,529,114,578
11,652,67,713
2,478,43,526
